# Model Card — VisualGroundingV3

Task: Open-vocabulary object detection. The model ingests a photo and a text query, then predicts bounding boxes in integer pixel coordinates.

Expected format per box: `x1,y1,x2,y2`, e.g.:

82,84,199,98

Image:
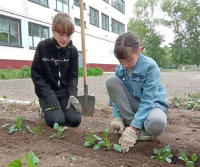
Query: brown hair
52,12,74,35
114,32,145,59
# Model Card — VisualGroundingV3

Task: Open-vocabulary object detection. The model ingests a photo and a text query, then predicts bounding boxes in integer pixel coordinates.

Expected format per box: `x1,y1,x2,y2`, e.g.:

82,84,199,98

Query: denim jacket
113,53,169,129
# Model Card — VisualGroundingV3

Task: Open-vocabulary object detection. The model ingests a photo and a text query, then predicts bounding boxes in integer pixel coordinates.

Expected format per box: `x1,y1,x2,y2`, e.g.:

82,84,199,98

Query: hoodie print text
42,57,69,66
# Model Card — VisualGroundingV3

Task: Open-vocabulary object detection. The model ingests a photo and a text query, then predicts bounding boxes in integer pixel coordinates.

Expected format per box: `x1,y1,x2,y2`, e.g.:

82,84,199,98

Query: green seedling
50,123,68,139
7,158,22,167
84,132,102,147
178,149,198,167
172,93,200,111
23,150,40,167
30,99,36,105
26,125,43,135
1,115,26,134
3,95,7,99
94,129,122,152
70,155,77,161
172,96,182,108
151,145,173,163
7,150,39,167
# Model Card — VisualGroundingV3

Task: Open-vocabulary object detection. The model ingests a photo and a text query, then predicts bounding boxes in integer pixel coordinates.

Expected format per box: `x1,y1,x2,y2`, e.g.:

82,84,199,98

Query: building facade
0,0,129,71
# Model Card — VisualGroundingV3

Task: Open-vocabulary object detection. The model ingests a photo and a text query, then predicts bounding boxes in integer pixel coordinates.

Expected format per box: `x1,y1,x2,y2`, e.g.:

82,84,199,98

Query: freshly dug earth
0,71,200,167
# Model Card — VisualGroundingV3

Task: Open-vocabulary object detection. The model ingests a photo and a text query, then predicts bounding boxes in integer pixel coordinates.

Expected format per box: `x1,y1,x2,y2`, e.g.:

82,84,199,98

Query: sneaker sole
137,136,154,141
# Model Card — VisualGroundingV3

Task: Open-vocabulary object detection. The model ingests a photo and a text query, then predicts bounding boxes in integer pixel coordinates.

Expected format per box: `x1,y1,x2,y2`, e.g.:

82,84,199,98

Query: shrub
0,67,103,80
78,67,103,77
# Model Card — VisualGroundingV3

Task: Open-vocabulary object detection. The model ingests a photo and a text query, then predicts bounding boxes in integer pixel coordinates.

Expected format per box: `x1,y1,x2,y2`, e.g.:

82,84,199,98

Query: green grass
0,66,103,80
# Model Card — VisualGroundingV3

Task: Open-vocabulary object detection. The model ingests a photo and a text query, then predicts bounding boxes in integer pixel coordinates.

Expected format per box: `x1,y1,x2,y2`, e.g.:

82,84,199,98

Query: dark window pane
0,17,9,31
0,31,9,44
41,28,48,38
29,23,49,48
90,8,99,26
10,32,20,45
40,0,48,6
32,25,40,37
111,0,125,13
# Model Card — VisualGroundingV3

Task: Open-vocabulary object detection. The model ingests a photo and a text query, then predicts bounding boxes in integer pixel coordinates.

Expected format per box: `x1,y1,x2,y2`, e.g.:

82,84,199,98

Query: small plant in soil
3,95,7,99
26,125,44,135
30,99,36,105
151,145,173,163
172,93,200,111
94,129,122,152
7,150,39,167
178,149,198,167
50,123,68,139
84,132,102,147
1,115,26,134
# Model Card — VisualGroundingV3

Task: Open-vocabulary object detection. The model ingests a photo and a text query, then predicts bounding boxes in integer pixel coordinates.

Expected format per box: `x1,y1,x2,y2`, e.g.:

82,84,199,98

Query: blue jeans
106,75,167,136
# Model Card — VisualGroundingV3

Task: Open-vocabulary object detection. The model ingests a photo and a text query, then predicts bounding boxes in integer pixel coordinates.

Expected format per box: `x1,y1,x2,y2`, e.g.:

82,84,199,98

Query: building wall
0,0,129,71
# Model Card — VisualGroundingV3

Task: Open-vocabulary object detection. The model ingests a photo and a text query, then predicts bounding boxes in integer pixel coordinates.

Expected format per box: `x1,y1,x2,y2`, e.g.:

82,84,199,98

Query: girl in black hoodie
31,12,82,128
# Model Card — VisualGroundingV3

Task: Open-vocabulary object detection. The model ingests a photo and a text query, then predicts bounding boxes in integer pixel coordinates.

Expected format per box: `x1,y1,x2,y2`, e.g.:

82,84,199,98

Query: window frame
0,15,22,47
111,0,125,14
74,18,87,28
103,0,109,4
28,22,49,49
74,0,86,10
28,0,49,8
89,7,99,27
101,13,109,31
54,0,69,13
111,18,125,34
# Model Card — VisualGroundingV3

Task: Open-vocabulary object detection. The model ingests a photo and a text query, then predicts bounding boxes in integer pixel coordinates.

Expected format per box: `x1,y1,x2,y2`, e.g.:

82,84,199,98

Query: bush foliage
0,66,103,80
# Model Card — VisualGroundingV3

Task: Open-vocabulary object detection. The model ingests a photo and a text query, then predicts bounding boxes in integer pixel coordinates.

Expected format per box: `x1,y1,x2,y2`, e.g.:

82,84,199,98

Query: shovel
78,0,95,116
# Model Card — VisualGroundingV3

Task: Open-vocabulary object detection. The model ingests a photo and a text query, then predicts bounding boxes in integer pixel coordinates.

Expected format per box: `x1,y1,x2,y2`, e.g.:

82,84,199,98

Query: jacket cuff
130,119,143,129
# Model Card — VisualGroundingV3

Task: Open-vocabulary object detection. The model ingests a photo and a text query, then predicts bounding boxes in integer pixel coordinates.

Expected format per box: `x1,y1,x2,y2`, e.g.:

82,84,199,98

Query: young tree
128,0,166,67
161,0,200,67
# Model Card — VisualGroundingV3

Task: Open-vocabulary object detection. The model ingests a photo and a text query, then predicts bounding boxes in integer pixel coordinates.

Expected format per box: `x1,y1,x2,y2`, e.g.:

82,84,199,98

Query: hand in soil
119,127,137,153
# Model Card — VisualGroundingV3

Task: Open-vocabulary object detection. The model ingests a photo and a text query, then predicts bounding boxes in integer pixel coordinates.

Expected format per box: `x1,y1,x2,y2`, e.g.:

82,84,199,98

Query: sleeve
67,47,78,97
112,102,122,118
31,43,54,97
130,64,160,129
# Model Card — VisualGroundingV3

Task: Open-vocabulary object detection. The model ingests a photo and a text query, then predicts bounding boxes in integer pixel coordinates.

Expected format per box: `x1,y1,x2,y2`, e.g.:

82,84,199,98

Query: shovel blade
78,95,95,116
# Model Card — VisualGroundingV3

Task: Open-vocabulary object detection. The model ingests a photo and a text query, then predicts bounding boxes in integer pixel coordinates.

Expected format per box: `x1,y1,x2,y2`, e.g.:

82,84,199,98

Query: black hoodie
31,38,78,99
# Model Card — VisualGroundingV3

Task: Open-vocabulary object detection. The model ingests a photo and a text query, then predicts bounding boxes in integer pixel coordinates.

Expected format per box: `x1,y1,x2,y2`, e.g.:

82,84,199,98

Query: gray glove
66,96,82,113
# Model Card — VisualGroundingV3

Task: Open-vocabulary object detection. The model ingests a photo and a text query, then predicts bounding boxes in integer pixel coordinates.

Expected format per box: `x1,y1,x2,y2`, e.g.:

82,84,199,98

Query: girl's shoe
137,129,154,140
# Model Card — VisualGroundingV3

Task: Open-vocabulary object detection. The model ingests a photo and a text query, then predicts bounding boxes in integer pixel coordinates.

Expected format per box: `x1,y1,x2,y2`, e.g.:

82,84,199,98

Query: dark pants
39,96,82,128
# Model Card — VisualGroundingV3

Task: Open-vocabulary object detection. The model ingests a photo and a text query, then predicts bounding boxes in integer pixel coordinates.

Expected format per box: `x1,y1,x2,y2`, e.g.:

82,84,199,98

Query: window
74,18,86,28
102,14,109,31
74,0,86,10
103,0,109,3
54,0,69,13
29,23,49,48
28,0,48,7
0,16,21,46
111,0,125,14
89,7,99,27
111,19,125,34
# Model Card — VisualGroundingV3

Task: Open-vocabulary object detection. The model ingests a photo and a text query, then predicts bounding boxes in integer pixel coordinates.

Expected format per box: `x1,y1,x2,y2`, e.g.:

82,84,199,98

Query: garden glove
119,127,137,153
66,96,82,113
45,93,60,109
111,117,125,134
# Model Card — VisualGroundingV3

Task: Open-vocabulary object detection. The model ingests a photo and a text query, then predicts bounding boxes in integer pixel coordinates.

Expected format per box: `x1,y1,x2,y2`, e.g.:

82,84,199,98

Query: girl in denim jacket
106,32,169,153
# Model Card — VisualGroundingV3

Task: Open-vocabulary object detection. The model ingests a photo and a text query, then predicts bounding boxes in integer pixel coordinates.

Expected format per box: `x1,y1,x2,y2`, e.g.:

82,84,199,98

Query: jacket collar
119,53,144,74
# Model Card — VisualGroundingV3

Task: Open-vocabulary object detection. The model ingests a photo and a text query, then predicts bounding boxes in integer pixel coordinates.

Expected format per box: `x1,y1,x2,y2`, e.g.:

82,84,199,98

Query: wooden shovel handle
80,0,87,85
